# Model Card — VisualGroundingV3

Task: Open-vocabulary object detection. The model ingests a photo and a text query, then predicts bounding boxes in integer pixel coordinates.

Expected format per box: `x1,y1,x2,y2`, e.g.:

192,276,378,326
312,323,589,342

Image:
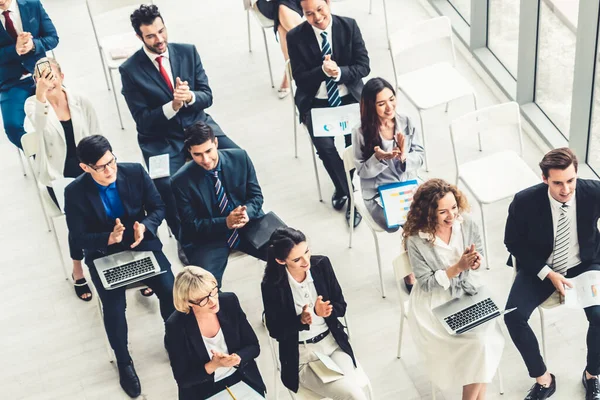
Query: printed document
378,180,418,228
564,270,600,308
148,154,170,179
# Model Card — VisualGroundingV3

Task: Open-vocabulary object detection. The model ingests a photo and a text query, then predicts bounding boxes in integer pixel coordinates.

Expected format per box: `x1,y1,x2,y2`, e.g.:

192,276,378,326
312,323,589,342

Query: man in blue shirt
64,135,175,398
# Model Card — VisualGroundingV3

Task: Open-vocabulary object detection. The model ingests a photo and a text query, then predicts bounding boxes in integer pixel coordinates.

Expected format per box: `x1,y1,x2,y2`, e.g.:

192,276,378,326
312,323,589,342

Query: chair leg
17,148,27,177
349,195,355,249
479,204,490,269
416,110,429,172
372,231,386,298
310,143,323,202
539,307,547,361
397,315,405,359
108,69,125,130
96,294,115,363
98,47,111,91
247,10,252,53
36,181,53,232
431,383,436,400
293,114,298,159
268,337,279,400
444,102,449,113
497,364,504,395
51,216,70,281
261,29,275,89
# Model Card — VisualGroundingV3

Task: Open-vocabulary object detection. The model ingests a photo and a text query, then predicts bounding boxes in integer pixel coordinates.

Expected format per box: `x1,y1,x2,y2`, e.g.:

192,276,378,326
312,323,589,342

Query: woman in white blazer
25,58,99,301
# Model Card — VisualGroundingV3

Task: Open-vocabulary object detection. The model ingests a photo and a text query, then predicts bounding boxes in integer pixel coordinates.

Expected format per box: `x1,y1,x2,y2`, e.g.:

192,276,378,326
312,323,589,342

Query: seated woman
402,179,504,400
352,77,424,292
165,266,266,400
255,0,303,98
262,227,367,400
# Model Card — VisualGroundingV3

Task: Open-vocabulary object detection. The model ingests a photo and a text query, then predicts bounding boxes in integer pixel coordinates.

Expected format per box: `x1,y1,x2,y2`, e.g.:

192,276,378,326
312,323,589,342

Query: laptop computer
94,250,164,290
310,103,360,137
433,286,515,335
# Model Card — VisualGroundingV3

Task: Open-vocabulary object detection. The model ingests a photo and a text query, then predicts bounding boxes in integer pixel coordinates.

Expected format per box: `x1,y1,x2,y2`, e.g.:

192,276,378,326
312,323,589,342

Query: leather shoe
524,374,556,400
118,361,141,398
177,242,190,266
583,370,600,400
331,191,348,211
346,205,362,228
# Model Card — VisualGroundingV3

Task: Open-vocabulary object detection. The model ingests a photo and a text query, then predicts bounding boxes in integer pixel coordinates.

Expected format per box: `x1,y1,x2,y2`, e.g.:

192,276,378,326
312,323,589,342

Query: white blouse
419,219,465,290
286,268,329,342
202,328,236,382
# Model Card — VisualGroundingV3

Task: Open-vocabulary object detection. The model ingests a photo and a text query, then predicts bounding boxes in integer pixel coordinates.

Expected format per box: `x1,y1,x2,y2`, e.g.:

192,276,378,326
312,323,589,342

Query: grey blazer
405,213,482,298
352,112,424,200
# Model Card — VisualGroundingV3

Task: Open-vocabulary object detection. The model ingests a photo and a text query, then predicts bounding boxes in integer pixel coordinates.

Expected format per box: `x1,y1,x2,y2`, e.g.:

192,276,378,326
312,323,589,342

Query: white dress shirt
286,268,329,342
311,20,348,100
201,328,236,382
0,0,24,34
142,45,196,120
538,190,581,280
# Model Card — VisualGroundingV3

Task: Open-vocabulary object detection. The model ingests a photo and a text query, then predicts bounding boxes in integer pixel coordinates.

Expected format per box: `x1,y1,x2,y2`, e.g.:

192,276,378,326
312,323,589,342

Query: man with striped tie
287,0,370,228
504,148,600,400
171,122,267,287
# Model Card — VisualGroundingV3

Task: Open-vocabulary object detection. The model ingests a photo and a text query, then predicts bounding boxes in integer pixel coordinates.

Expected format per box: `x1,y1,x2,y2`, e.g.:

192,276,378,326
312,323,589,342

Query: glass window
534,0,579,138
487,0,520,78
448,0,471,25
587,22,600,174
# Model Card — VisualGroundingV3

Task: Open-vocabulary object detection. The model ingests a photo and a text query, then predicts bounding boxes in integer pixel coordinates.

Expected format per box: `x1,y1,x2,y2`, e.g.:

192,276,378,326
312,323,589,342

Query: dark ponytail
262,227,307,285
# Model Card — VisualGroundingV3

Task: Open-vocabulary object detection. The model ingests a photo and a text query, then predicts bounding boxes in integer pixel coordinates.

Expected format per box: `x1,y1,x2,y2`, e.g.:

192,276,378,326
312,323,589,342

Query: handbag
240,211,287,250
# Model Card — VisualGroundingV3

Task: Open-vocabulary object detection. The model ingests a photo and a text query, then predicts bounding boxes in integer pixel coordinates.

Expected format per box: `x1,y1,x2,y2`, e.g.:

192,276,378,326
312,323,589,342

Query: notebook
378,179,418,228
148,154,170,179
310,103,360,137
206,381,264,399
308,351,345,383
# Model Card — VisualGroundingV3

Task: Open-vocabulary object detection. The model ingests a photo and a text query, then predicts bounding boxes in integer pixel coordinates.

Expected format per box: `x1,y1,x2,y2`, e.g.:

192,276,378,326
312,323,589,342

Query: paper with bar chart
378,179,419,228
564,270,600,309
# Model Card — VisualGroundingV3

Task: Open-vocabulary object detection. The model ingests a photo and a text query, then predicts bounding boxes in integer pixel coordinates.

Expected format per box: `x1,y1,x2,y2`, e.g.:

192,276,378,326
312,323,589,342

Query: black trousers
301,96,356,198
152,135,240,240
505,262,600,377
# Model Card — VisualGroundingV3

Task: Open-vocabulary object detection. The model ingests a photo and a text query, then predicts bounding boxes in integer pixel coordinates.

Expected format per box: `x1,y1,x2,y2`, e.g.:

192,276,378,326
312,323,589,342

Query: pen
225,386,237,400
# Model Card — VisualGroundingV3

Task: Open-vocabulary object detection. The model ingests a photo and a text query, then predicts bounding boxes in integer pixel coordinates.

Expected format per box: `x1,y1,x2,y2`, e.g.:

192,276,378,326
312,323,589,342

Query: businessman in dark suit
0,0,58,148
287,0,370,227
120,5,238,257
64,135,175,398
171,122,267,287
504,148,600,400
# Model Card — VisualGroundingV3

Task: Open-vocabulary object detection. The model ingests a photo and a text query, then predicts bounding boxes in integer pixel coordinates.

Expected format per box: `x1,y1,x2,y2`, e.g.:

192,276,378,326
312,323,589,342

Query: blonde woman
165,266,266,399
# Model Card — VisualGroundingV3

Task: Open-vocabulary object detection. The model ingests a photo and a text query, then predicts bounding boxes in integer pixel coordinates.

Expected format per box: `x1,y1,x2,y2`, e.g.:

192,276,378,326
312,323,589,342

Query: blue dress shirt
94,181,125,220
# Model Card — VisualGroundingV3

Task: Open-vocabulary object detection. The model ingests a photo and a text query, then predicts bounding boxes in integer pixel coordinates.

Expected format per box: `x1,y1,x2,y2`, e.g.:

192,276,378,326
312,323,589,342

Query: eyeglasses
88,155,117,173
189,286,219,307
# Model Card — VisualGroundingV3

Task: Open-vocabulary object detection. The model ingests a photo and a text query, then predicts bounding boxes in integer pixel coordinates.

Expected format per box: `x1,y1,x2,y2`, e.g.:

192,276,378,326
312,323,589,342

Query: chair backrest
86,0,150,18
449,102,523,171
20,132,38,158
86,0,153,43
342,145,356,203
51,177,75,213
389,16,456,79
393,251,413,282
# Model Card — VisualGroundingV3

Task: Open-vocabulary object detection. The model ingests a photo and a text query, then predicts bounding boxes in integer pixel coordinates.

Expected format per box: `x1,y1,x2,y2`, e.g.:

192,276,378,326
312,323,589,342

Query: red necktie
155,56,174,92
2,11,18,42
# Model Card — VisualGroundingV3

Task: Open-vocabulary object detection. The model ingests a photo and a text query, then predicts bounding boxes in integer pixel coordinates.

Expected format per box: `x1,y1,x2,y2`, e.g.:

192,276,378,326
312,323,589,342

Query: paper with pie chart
564,270,600,309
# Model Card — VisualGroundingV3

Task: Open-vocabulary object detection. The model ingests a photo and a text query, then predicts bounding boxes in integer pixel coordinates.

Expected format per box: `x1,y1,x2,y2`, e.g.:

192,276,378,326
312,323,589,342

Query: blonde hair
34,57,62,79
173,266,218,313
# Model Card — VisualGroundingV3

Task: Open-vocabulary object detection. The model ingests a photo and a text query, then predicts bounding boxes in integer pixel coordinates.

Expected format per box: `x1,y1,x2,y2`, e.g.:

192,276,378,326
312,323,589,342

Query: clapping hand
300,304,313,325
226,205,249,229
322,55,339,78
210,350,241,368
374,146,395,161
394,133,407,163
130,221,146,248
109,218,125,245
172,77,192,111
16,32,33,55
456,244,478,272
314,295,333,318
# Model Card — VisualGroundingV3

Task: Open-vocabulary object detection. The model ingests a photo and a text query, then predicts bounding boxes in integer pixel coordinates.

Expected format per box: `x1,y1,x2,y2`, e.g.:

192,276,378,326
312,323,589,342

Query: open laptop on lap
94,251,164,290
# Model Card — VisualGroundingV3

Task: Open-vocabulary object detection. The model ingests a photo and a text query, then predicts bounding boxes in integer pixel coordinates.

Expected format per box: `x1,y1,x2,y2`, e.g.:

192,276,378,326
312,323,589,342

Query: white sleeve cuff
333,67,342,82
538,266,552,281
434,269,451,290
185,92,196,107
162,102,179,120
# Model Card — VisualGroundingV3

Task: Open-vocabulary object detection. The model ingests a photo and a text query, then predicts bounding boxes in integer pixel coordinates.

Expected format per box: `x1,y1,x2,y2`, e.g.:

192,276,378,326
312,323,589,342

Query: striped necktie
211,171,239,249
320,32,342,107
552,203,570,275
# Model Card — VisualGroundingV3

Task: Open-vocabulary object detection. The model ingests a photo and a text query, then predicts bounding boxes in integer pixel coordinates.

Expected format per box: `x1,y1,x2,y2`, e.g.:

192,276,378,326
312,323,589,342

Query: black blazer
505,179,600,276
119,43,225,170
64,163,167,267
261,255,355,392
171,149,264,246
165,292,266,400
287,15,370,116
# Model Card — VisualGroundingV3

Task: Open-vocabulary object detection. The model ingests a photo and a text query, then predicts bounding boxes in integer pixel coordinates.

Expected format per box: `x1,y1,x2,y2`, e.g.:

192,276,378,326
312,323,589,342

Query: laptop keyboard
444,298,500,333
103,257,155,286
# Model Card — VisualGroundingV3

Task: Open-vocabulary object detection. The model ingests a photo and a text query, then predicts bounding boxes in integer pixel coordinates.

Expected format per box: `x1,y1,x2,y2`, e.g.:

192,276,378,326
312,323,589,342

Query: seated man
504,148,600,400
64,135,175,398
171,122,267,286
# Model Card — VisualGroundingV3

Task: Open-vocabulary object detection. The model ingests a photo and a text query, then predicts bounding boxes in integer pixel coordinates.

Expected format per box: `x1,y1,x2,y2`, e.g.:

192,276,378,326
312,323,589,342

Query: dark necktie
155,56,174,92
2,11,18,42
211,170,239,249
320,31,342,107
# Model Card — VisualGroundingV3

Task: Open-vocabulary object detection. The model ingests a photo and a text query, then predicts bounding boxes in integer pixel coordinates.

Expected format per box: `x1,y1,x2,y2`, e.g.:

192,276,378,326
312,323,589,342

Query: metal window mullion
470,0,488,50
516,0,540,104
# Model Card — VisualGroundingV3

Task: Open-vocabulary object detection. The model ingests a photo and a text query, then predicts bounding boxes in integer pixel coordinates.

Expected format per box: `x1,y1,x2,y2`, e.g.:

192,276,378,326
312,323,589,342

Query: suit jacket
171,149,264,246
165,292,266,400
287,15,370,116
119,43,225,170
64,163,167,267
505,179,600,276
0,0,59,90
24,88,100,186
261,255,356,393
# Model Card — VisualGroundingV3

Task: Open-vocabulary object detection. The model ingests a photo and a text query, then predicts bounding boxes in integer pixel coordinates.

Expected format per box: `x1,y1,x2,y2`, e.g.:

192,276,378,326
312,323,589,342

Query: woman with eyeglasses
165,266,266,399
24,57,101,301
261,227,367,399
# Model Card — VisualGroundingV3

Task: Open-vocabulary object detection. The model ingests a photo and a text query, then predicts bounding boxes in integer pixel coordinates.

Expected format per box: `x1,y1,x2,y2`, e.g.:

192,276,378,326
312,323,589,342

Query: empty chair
244,0,275,88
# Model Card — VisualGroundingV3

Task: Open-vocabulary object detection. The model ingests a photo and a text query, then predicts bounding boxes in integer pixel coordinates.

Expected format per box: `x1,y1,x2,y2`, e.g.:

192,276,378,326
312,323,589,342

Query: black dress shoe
118,361,141,398
524,374,556,400
583,370,600,400
177,242,190,266
345,205,362,228
331,191,348,211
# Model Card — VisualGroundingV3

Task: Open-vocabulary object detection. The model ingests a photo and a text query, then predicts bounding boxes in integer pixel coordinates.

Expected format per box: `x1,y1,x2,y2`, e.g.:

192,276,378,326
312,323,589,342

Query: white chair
369,0,390,48
342,145,386,298
389,16,477,171
244,0,275,88
266,315,374,400
86,0,151,130
17,148,27,176
450,102,540,269
285,60,323,202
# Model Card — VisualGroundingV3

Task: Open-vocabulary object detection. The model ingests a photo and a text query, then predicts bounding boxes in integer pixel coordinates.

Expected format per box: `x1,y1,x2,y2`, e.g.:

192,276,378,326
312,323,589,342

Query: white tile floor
0,0,592,399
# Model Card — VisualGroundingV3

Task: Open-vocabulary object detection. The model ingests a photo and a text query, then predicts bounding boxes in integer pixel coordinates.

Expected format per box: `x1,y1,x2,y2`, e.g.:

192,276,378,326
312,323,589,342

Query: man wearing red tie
120,5,238,264
0,0,58,149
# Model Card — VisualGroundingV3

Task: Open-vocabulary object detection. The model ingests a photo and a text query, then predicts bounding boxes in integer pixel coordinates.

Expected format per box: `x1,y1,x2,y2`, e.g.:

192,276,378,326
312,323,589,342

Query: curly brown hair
402,178,470,248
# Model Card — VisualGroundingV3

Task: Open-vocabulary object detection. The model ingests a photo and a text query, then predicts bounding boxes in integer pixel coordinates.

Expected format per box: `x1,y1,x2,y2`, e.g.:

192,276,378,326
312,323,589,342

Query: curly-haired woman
402,178,504,400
